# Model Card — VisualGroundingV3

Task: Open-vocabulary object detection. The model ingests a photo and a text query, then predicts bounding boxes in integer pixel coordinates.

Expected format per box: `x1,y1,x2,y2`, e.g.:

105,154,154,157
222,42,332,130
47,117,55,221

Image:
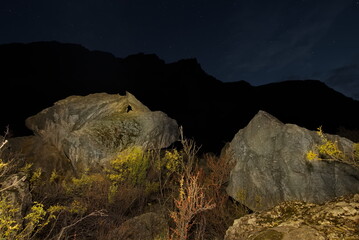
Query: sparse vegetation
306,126,359,168
0,130,64,240
4,121,357,239
170,172,215,240
0,126,247,240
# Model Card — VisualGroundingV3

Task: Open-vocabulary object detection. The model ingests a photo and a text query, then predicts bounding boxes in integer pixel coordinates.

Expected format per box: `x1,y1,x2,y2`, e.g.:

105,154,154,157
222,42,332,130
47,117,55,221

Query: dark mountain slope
254,80,358,132
1,41,358,153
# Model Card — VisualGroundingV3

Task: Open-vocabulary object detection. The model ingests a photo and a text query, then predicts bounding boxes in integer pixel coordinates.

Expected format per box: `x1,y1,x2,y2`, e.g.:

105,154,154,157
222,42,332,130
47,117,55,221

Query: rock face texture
225,110,359,211
24,92,179,171
225,194,359,240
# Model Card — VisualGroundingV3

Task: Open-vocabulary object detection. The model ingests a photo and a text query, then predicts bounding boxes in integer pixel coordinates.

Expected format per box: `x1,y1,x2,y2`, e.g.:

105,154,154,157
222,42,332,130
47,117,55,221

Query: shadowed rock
5,135,74,177
225,110,359,211
24,92,179,171
107,212,169,240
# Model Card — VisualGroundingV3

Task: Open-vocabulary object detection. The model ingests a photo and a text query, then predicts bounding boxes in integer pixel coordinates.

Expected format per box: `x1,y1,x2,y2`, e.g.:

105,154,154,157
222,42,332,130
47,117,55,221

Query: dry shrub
2,123,251,240
199,153,249,239
168,128,250,240
170,171,215,240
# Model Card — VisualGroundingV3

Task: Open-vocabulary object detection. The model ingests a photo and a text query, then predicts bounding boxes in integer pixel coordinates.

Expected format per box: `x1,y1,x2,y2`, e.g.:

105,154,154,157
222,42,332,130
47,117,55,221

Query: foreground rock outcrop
12,92,179,173
225,110,359,211
225,194,359,240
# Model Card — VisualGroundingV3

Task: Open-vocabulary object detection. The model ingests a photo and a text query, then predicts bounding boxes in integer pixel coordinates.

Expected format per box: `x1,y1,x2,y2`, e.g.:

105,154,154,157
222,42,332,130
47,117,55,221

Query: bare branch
56,210,108,240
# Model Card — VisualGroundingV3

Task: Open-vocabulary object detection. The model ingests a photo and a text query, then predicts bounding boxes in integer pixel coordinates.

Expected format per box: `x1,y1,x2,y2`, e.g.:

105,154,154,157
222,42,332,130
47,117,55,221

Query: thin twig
56,210,108,240
0,175,27,192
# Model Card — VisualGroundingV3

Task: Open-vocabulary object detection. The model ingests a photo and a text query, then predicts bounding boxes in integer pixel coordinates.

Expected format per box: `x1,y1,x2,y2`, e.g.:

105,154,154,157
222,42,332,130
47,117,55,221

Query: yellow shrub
306,150,319,161
19,163,33,175
22,202,47,231
153,149,182,182
29,167,43,190
108,146,150,186
307,126,359,168
164,149,182,174
49,169,60,183
64,172,106,197
107,184,118,204
0,194,20,239
0,159,8,170
316,126,345,160
68,200,87,215
0,195,62,240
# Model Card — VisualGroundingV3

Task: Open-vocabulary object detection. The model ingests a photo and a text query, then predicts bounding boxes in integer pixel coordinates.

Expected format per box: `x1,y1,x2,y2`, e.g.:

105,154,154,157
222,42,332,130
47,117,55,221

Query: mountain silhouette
1,41,358,153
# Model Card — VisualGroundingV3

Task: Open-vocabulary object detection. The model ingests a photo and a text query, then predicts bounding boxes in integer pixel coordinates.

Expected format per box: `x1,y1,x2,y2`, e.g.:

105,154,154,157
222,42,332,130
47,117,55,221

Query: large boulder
225,194,359,240
25,92,179,171
225,110,359,211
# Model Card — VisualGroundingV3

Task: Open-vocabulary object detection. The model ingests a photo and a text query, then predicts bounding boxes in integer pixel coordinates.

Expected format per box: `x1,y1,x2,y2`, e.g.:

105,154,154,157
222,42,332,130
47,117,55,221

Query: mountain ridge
1,41,358,153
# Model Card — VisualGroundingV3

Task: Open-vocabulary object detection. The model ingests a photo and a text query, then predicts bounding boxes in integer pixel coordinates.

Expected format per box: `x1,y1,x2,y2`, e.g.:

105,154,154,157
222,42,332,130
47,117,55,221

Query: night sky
1,0,359,100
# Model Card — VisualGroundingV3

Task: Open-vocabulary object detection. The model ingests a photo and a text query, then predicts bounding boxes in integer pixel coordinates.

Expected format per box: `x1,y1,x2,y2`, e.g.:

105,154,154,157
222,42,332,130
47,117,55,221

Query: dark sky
1,0,359,100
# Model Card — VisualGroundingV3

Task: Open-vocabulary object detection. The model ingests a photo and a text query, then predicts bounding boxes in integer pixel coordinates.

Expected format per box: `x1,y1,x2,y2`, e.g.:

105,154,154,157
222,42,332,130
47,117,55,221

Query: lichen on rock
225,194,359,240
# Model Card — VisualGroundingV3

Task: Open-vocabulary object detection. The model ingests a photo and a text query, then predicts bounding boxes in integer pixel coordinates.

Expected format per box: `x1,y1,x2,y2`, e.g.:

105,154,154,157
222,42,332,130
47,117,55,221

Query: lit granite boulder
25,92,179,171
224,110,359,211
